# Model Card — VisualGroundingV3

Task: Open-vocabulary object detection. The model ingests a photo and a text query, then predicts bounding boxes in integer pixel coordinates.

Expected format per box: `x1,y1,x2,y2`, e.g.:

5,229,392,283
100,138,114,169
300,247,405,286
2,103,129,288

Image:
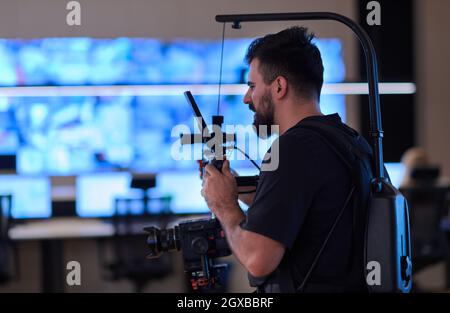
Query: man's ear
273,76,288,99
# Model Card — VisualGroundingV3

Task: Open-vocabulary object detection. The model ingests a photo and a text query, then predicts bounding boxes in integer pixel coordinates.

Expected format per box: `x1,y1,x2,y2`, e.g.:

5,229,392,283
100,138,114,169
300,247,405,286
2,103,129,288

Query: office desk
8,215,206,292
9,218,115,240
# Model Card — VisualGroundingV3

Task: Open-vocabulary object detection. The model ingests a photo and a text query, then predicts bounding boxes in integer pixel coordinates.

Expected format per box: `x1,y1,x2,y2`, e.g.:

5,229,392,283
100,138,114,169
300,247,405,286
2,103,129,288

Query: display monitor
0,37,345,175
0,175,51,219
384,162,406,189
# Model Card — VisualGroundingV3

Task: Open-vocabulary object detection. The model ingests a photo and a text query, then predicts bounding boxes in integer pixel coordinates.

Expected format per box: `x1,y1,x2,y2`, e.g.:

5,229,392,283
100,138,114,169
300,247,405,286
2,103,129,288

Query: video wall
0,37,346,175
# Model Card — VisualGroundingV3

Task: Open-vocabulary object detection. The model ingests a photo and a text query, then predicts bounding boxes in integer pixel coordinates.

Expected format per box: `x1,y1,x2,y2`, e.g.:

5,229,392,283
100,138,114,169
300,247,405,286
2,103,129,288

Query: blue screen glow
0,36,346,217
0,175,51,219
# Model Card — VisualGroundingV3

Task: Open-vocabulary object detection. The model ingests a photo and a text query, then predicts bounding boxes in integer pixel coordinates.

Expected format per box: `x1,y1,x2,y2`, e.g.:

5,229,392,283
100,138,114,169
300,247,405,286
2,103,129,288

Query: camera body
144,218,231,291
176,218,231,271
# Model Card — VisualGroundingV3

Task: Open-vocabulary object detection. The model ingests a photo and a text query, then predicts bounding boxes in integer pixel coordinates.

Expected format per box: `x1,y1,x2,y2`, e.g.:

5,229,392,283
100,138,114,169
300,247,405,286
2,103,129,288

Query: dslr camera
144,218,231,291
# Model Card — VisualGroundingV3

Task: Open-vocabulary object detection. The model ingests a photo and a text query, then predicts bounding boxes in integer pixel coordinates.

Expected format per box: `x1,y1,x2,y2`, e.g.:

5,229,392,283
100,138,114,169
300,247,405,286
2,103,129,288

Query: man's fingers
222,159,235,178
222,159,230,173
205,160,234,180
204,164,219,176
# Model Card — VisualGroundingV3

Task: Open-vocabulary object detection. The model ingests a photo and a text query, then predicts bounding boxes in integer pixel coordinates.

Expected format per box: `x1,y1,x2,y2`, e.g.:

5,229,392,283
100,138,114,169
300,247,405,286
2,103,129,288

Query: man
202,26,367,292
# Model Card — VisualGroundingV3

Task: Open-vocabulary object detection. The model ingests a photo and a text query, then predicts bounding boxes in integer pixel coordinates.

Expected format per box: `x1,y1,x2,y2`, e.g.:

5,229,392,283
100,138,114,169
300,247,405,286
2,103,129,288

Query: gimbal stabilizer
180,91,259,187
214,12,412,293
144,12,412,293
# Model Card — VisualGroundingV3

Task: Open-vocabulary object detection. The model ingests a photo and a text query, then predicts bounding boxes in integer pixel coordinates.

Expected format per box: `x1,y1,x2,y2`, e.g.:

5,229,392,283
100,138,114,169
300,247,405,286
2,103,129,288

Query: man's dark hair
245,26,324,101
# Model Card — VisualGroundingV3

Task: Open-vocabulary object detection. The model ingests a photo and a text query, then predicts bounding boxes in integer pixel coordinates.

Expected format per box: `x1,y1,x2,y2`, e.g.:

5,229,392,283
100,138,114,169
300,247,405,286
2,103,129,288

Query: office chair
0,194,20,285
400,167,450,276
98,178,174,293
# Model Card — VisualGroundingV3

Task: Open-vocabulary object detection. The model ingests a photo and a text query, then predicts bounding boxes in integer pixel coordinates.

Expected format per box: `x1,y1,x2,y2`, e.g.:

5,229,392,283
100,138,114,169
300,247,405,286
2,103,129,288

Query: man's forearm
215,202,259,274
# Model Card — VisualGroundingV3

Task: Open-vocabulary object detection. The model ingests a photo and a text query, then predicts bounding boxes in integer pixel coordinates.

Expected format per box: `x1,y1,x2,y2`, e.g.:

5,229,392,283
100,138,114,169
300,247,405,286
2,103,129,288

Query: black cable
217,23,226,115
233,146,261,170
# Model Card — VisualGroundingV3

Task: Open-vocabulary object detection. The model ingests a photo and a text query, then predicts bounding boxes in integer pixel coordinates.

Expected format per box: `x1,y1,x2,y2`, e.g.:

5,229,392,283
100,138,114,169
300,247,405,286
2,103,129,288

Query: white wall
415,0,450,178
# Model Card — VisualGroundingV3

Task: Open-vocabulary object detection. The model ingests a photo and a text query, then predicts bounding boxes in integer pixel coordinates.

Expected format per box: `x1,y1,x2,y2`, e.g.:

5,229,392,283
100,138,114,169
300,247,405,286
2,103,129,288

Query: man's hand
202,159,239,219
202,159,285,278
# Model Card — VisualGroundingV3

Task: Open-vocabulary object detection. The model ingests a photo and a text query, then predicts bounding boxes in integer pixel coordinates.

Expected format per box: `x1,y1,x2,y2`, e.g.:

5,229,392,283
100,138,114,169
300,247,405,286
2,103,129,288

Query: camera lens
144,226,180,258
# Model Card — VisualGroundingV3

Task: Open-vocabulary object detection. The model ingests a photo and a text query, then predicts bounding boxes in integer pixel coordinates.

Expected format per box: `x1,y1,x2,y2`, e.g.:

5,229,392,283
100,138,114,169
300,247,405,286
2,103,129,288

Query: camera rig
180,91,259,186
144,218,231,292
145,11,412,293
144,91,259,292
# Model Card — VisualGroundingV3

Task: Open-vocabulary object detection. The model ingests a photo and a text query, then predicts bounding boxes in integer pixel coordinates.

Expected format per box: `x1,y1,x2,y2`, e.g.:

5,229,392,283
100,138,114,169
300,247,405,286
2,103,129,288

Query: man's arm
217,202,285,277
202,160,285,277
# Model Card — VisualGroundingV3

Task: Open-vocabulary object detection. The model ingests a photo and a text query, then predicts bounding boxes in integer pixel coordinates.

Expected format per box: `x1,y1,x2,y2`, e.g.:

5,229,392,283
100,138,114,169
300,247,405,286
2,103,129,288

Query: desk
9,218,115,292
9,218,115,240
8,215,206,292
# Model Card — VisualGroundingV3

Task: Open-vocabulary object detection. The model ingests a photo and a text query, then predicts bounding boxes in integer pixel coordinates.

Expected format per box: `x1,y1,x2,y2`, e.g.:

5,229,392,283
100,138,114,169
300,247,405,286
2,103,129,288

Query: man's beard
250,91,275,139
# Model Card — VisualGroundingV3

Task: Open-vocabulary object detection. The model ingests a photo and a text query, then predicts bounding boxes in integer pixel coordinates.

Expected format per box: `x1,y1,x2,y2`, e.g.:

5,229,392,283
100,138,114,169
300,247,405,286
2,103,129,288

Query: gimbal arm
215,12,385,191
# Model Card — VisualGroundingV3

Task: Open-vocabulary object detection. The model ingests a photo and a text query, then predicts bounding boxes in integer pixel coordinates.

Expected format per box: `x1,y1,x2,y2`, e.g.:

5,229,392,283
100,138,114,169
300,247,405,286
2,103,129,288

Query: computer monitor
0,37,345,175
76,172,134,218
76,170,210,217
156,167,257,215
155,170,208,214
384,162,406,189
75,167,257,218
0,175,51,219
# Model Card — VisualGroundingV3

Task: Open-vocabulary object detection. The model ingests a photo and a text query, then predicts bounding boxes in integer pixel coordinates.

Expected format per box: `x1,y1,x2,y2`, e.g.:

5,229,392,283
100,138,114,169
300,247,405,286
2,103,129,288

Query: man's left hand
202,159,239,218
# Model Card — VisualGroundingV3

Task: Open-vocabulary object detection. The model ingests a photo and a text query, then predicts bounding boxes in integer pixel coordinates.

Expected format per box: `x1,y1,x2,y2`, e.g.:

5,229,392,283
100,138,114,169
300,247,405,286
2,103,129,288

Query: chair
400,167,450,275
99,230,174,292
98,177,174,292
0,194,19,285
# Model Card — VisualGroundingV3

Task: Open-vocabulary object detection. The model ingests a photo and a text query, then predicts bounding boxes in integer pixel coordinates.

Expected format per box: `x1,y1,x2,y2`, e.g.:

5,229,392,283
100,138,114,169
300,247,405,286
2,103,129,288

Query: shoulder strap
297,186,355,292
279,119,363,292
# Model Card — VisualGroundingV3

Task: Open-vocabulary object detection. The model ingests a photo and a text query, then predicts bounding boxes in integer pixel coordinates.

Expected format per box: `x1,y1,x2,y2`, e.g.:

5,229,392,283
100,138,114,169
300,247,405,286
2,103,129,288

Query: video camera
144,91,258,292
144,218,231,291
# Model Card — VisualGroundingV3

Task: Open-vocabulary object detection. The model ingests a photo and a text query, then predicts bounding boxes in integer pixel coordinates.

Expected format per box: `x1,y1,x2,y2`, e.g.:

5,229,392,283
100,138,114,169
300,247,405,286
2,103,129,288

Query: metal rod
216,12,385,187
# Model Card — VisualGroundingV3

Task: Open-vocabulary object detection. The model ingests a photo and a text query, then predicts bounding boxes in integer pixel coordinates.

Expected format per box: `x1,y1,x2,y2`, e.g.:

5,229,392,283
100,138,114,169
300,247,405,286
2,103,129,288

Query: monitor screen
76,172,133,217
0,175,51,219
384,162,406,189
10,93,344,175
0,37,345,175
155,170,207,214
0,37,344,86
75,168,257,217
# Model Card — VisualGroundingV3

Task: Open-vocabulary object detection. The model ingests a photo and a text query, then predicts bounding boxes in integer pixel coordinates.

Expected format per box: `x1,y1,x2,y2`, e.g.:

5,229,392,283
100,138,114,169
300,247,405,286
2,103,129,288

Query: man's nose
243,89,252,105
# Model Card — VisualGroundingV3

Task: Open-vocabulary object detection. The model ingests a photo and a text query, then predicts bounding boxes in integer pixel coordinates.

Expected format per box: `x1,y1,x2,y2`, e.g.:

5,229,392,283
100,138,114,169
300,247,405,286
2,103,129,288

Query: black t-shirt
241,113,364,290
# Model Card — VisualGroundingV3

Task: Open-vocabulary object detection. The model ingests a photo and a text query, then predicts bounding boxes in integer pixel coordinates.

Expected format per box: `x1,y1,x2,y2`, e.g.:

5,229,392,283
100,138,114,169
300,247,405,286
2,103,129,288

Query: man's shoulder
277,124,329,149
280,114,363,149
